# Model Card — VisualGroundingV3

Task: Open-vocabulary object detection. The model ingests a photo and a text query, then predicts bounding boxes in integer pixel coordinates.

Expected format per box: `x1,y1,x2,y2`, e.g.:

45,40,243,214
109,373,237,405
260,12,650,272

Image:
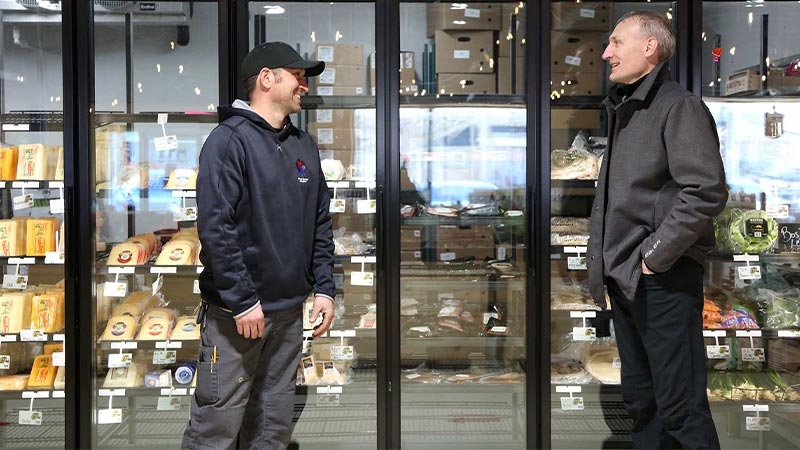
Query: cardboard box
314,85,367,96
316,64,365,87
400,250,424,264
437,224,495,241
498,56,524,94
551,2,612,31
552,108,602,130
401,226,424,246
499,3,526,58
426,3,502,38
307,124,355,150
552,30,605,73
435,30,494,74
725,70,761,96
767,73,800,95
551,71,604,96
436,236,496,261
436,73,496,95
314,43,364,66
310,109,355,129
369,52,419,95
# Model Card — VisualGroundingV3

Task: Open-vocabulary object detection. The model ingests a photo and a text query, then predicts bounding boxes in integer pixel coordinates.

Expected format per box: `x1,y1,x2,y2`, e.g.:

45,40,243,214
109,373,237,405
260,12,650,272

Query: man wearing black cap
182,41,335,450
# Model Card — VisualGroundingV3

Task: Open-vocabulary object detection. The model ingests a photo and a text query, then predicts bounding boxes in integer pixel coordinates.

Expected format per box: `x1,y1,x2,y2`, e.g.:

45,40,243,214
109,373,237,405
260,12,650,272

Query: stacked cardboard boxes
368,52,419,95
550,2,610,97
429,3,500,94
311,42,367,96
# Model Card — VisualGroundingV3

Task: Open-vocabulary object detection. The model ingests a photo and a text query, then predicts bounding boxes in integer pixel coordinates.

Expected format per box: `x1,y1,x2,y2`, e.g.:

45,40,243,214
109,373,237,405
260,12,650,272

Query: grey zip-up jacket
197,100,335,317
587,63,728,305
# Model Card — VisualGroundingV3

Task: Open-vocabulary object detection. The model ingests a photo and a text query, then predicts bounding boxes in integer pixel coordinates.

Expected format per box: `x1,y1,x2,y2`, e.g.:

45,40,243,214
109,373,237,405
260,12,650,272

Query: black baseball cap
241,41,325,80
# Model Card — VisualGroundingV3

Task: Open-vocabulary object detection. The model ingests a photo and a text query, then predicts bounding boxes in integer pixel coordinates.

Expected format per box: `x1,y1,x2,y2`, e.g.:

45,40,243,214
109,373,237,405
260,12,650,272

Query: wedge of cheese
165,168,197,189
108,242,145,266
135,316,172,341
100,315,137,341
170,316,200,340
155,240,196,265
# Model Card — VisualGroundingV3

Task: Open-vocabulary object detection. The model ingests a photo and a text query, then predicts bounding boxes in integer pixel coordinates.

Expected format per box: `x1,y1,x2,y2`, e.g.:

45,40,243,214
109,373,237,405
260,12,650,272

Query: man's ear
644,36,659,59
259,68,273,89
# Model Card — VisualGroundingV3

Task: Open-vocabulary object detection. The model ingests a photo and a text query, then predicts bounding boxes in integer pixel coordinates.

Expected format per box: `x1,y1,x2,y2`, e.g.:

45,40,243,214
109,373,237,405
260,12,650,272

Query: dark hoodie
196,101,335,317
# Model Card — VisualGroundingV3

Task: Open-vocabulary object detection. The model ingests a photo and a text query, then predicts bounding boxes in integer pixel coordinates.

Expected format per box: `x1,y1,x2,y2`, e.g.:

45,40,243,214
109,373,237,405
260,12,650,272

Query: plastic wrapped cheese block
321,159,346,180
28,354,56,388
0,218,28,257
16,143,48,180
135,317,172,341
100,315,137,341
0,145,19,180
170,316,200,340
53,366,66,389
30,293,64,333
141,308,175,323
103,363,145,388
26,218,59,256
165,169,197,189
108,242,145,266
155,240,196,265
0,374,28,390
0,293,32,334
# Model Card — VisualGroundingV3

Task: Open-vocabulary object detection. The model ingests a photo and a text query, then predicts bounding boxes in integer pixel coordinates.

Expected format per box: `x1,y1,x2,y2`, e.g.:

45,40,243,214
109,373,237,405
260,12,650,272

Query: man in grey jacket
587,11,727,450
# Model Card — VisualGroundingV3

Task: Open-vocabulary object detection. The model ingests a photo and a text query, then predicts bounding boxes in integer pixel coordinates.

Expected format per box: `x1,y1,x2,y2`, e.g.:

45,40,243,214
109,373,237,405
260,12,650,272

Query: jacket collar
602,61,669,108
219,101,297,142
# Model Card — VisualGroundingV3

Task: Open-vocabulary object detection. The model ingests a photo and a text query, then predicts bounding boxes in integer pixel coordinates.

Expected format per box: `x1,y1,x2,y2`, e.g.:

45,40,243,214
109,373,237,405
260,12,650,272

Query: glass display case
0,2,67,448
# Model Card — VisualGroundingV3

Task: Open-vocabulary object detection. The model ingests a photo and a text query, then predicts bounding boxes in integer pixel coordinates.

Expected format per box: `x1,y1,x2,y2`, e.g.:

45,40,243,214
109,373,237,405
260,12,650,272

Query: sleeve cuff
233,300,261,319
315,293,335,304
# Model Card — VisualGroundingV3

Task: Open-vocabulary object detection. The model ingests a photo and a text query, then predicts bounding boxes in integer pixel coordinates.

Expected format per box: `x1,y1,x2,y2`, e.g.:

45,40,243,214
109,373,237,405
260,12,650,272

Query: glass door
251,2,378,449
90,2,219,448
0,2,67,448
701,2,800,448
398,2,527,448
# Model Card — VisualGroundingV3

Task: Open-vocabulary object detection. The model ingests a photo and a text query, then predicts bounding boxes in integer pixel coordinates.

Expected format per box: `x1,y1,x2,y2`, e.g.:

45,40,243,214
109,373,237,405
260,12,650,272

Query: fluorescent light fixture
263,5,285,15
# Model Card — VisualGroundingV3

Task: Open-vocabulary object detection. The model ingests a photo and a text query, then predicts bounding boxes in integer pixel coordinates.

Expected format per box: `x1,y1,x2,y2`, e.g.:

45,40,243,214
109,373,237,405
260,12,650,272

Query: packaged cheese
53,366,66,389
108,242,146,266
16,143,48,180
165,168,197,189
26,218,59,256
100,315,137,341
135,316,173,340
170,316,200,340
30,293,64,333
0,145,18,180
155,240,197,265
27,354,56,388
0,293,32,334
0,374,29,390
103,363,145,388
0,218,28,257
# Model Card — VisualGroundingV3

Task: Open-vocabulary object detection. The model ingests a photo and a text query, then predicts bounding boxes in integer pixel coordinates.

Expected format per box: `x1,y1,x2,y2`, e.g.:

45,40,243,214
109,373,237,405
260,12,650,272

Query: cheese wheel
170,316,200,340
100,315,137,341
135,317,172,341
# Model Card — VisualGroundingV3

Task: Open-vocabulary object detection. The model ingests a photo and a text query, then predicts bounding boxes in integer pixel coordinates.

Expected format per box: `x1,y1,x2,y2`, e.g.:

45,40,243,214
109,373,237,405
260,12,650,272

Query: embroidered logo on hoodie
296,159,309,183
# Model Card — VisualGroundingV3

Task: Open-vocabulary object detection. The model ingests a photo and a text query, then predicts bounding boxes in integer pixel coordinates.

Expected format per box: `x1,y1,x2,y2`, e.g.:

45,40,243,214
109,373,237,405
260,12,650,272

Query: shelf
401,215,524,227
399,94,526,106
0,180,64,190
0,389,66,400
301,95,377,109
97,264,204,276
0,255,64,265
0,112,63,132
550,179,597,195
94,112,219,126
97,339,198,351
551,96,607,109
0,332,66,343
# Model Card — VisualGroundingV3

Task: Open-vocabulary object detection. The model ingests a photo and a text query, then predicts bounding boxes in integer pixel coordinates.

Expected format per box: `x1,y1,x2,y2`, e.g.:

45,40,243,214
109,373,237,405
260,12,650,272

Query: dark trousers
608,258,721,450
181,302,303,450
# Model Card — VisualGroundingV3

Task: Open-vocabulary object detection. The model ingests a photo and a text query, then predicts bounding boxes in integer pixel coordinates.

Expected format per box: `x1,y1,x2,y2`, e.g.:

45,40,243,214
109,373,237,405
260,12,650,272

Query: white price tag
329,199,346,213
573,327,597,341
19,329,46,342
565,55,582,66
746,416,770,431
464,8,480,18
440,252,457,261
316,393,340,407
108,353,133,368
103,282,127,298
567,256,587,270
172,206,197,222
154,135,179,151
356,199,376,214
0,355,10,369
742,348,766,362
766,204,790,219
560,396,585,410
453,50,471,59
706,345,730,359
12,194,34,211
778,330,800,338
3,274,28,290
153,350,177,365
45,252,65,264
157,396,182,411
19,410,43,426
49,198,65,214
193,279,201,294
157,113,169,125
152,273,164,295
52,352,65,367
612,357,622,369
737,265,761,280
330,345,354,361
350,271,374,286
97,408,123,424
579,8,596,18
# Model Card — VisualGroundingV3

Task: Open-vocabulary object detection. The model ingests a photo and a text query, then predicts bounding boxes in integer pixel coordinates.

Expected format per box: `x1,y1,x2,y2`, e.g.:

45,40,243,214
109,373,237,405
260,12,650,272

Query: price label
579,8,596,18
0,355,10,369
52,352,65,367
103,282,127,298
19,329,46,342
706,345,730,359
350,271,374,286
766,204,790,219
97,408,123,424
572,327,597,341
356,199,376,214
746,416,770,431
108,353,133,368
742,347,766,362
464,8,480,18
560,396,585,411
154,135,179,151
49,198,65,214
193,280,201,294
329,199,346,213
172,206,197,222
737,265,762,280
3,274,28,290
19,410,43,426
567,256,587,270
45,252,65,264
12,194,34,211
330,345,354,361
565,55,582,66
156,397,182,411
316,393,340,407
153,350,177,365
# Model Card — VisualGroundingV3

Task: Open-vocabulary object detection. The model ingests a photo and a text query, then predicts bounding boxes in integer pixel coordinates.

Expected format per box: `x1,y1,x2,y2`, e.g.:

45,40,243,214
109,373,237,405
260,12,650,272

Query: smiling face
269,67,308,115
602,17,659,85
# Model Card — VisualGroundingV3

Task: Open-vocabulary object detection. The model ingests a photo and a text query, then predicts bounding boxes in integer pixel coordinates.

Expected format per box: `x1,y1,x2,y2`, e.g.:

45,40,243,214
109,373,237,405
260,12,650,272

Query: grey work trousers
181,302,303,450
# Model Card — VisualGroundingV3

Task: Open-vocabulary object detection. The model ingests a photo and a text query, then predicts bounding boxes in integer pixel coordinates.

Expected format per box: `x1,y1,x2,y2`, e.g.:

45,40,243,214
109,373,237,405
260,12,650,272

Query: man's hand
642,260,654,275
311,295,335,339
235,306,264,339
